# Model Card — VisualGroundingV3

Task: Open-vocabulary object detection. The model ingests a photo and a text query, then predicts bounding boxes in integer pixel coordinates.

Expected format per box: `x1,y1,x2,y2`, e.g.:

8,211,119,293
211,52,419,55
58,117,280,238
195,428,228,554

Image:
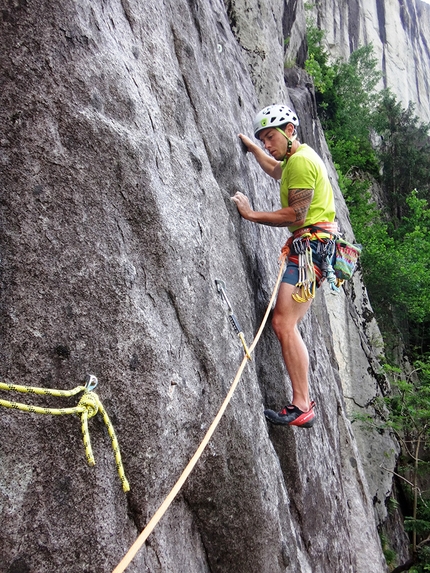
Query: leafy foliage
384,362,430,570
373,91,430,220
322,46,381,177
305,20,430,570
304,24,335,94
305,21,430,357
305,14,381,175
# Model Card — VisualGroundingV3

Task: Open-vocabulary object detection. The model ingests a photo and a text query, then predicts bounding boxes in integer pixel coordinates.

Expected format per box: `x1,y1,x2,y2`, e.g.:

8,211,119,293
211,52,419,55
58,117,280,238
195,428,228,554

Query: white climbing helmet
253,104,299,139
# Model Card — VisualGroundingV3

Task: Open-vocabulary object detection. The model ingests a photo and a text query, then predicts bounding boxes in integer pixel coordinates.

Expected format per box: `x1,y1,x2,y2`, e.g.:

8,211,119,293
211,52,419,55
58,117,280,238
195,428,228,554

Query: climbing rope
0,375,130,493
111,254,287,573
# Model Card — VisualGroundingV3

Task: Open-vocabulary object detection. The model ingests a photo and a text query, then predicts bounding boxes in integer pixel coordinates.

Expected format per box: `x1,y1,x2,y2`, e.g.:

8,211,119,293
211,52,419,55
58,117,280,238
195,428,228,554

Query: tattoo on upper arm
252,188,314,228
288,188,314,223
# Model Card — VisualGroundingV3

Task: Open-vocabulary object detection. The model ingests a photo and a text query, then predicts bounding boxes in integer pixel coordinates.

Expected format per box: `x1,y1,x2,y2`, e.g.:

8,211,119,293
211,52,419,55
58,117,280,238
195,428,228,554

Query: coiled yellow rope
0,378,130,492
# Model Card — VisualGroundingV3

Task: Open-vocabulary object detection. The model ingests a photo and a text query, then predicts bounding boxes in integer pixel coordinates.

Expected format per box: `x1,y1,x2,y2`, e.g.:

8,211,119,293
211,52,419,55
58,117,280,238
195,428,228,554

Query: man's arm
238,134,282,180
231,188,314,227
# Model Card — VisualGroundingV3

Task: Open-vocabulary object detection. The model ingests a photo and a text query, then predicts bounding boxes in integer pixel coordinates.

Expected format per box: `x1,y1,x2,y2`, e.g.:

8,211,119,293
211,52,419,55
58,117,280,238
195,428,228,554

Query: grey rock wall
0,0,401,572
309,0,430,122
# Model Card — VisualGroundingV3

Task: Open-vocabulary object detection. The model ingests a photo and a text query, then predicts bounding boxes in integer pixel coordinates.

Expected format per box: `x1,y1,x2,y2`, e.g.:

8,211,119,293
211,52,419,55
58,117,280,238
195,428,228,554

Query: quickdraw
0,375,130,492
291,237,317,303
215,279,252,360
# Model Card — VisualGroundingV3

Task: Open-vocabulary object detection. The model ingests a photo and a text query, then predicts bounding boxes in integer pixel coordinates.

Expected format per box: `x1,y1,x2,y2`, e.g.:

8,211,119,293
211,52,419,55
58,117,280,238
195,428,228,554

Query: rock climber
231,104,337,428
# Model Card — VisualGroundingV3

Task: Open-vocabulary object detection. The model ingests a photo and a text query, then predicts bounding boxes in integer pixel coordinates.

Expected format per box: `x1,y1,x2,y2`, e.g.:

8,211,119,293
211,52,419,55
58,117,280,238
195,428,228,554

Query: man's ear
286,123,295,137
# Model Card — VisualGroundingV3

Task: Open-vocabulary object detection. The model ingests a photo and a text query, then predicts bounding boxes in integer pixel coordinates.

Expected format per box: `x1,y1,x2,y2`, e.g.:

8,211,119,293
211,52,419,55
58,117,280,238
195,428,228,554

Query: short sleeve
286,155,317,189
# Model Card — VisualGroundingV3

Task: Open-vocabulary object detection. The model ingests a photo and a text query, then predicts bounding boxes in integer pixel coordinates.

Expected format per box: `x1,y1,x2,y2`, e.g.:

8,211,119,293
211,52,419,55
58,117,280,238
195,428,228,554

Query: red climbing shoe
264,401,315,428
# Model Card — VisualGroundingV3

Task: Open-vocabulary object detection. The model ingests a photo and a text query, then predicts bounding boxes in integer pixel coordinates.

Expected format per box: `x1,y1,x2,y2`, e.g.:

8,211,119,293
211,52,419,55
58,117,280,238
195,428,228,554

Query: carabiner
85,374,98,392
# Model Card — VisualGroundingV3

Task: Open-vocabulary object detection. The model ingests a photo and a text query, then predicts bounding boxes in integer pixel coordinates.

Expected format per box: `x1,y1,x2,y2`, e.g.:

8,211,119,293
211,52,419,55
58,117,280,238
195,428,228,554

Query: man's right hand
231,191,254,220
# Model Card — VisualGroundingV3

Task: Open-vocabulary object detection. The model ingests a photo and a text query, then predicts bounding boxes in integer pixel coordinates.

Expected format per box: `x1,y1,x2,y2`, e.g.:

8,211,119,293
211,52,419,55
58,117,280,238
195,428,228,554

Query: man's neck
285,139,301,158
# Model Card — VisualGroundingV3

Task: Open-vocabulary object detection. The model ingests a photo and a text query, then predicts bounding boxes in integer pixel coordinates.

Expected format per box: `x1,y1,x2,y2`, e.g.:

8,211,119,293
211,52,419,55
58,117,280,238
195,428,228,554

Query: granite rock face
0,1,402,572
309,0,430,122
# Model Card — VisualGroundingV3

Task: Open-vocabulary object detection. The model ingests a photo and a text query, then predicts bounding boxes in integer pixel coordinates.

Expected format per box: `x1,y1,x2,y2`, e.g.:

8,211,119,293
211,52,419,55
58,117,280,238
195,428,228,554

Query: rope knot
78,391,100,419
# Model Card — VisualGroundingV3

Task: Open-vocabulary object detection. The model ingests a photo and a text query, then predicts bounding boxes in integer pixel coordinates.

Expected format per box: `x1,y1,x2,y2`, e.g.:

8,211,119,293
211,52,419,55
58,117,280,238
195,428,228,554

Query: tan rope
112,256,287,573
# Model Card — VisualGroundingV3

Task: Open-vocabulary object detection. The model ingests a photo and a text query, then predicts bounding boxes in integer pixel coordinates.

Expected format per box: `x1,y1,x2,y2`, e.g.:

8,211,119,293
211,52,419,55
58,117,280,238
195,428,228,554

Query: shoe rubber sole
288,411,315,428
264,403,315,428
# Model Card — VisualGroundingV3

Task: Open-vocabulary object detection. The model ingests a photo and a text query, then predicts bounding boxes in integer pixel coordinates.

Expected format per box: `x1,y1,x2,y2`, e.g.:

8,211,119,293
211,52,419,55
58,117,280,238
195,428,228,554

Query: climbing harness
280,222,361,301
111,257,287,573
0,374,130,493
282,223,338,301
215,279,251,360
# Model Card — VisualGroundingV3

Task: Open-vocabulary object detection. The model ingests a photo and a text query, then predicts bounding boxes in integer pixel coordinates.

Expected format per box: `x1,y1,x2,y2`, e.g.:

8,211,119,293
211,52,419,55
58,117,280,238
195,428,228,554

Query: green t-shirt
280,143,336,232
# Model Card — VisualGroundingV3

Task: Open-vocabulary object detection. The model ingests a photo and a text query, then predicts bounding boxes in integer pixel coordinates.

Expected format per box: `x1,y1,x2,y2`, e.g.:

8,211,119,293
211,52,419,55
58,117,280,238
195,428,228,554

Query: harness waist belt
281,222,338,259
292,221,338,239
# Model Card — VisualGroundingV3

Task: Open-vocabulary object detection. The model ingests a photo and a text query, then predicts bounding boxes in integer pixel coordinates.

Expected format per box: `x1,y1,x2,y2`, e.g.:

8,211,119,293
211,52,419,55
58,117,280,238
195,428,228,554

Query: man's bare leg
271,282,313,412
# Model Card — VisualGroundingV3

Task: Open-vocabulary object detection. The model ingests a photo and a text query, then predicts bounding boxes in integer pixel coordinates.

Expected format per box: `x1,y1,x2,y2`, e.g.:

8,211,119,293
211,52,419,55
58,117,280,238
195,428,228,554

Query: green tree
305,19,430,572
304,22,335,95
345,186,430,357
305,22,381,176
305,24,430,357
385,362,430,573
373,91,430,221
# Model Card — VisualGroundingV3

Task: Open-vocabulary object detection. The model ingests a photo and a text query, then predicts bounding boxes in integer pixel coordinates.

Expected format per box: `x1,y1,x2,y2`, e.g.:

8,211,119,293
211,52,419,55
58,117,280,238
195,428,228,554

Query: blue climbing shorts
281,240,324,286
